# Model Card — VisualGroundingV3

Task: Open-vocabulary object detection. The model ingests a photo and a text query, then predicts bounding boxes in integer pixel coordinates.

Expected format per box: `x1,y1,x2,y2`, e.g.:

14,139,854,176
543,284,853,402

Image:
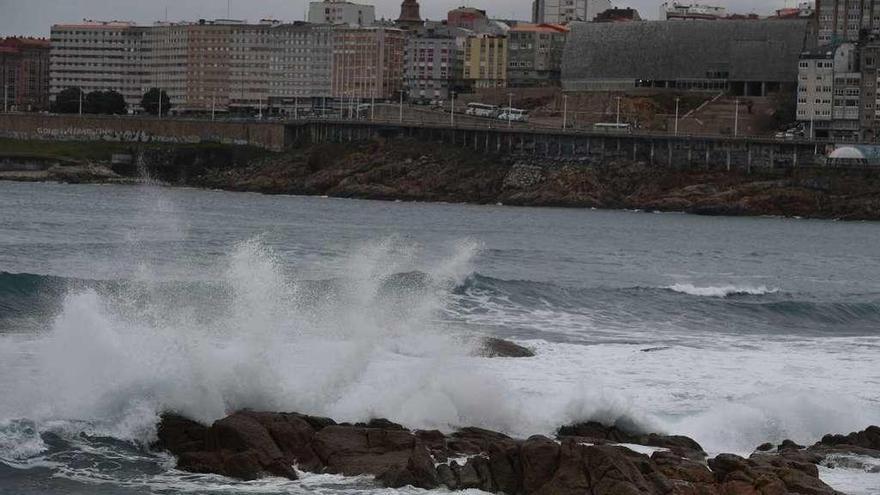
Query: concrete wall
0,114,287,151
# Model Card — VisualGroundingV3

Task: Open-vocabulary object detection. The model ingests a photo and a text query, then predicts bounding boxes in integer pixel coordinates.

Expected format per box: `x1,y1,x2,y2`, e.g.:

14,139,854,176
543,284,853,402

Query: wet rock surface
156,412,877,494
181,139,880,221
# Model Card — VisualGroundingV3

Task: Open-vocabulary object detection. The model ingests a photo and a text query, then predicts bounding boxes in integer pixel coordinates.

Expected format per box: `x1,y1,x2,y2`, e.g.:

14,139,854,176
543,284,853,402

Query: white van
466,103,499,118
497,108,529,123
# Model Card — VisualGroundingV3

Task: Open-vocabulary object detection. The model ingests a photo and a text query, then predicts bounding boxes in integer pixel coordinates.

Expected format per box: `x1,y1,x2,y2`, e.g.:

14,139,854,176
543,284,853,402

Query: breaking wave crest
664,283,779,298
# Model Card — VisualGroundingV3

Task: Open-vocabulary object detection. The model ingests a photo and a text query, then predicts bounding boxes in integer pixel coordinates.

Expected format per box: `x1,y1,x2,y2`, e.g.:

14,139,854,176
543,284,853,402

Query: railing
0,109,832,145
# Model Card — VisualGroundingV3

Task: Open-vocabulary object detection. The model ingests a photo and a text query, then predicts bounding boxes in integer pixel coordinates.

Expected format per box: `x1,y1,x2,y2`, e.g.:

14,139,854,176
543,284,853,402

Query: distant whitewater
0,181,878,494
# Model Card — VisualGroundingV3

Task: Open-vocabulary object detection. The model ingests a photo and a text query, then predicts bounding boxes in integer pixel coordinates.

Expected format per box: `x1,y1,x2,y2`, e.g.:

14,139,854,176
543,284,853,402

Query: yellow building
463,35,507,89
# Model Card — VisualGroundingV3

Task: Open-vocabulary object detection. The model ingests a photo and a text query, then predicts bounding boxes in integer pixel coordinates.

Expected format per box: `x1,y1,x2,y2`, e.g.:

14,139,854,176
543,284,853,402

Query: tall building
816,0,880,44
796,43,861,140
532,0,612,23
0,37,50,111
50,21,147,109
50,20,337,113
308,0,375,27
507,23,569,88
396,0,423,30
403,23,468,102
463,35,508,89
332,27,405,100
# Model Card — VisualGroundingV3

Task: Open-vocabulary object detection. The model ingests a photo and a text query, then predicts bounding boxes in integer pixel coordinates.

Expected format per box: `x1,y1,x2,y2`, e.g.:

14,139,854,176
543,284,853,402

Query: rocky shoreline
4,138,880,220
155,409,878,495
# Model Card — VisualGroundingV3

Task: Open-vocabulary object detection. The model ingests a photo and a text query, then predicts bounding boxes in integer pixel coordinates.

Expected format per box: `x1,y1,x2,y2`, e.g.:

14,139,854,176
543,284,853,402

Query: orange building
332,27,405,100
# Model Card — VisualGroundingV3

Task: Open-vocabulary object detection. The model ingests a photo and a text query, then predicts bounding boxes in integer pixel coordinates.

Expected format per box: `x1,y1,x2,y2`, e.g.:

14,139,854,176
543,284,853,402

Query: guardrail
0,110,835,146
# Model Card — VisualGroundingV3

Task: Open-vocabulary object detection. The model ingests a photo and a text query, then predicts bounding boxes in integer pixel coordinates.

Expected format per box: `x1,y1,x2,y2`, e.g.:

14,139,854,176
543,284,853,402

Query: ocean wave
664,283,780,298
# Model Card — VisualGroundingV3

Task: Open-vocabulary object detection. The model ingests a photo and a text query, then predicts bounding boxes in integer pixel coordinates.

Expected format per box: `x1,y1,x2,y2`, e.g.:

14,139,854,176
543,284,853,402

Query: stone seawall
0,114,287,151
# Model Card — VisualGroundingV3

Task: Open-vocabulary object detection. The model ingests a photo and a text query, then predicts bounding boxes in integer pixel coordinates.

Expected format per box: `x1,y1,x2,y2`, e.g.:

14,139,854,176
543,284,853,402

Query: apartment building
403,23,468,102
50,20,336,113
50,21,147,109
308,0,375,27
797,43,861,140
532,0,612,23
659,2,727,20
463,36,508,89
507,23,568,88
0,37,50,111
815,0,880,44
332,27,405,100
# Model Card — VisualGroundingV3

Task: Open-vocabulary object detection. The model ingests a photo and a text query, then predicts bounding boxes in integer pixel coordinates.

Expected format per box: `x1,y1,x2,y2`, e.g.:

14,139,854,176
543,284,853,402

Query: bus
498,108,529,123
592,122,632,133
465,103,499,118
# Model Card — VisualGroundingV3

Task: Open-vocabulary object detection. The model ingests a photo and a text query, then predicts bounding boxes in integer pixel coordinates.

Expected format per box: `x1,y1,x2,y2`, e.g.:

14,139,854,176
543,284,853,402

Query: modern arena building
561,19,813,96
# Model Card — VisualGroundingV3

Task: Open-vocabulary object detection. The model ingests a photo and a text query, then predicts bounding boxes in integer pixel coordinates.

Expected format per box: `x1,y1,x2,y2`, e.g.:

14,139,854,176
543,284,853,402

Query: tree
50,87,85,114
141,88,172,115
85,90,127,115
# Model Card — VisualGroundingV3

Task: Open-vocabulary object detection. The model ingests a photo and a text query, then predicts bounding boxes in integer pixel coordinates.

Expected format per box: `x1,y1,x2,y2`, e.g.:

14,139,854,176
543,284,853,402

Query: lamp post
562,94,568,130
615,96,621,126
212,94,216,121
734,99,739,137
79,88,83,117
294,96,299,120
450,91,456,127
508,92,513,128
371,95,375,121
3,82,7,113
399,89,404,123
674,96,680,135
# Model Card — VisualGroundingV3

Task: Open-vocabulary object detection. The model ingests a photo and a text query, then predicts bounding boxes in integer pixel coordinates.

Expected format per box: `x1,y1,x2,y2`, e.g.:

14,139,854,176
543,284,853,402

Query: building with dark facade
507,23,569,88
562,20,812,96
0,37,50,111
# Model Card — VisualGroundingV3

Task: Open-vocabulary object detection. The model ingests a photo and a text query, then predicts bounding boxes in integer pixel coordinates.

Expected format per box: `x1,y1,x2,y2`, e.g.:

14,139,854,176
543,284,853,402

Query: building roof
52,20,137,29
829,147,866,160
510,23,569,33
562,19,810,85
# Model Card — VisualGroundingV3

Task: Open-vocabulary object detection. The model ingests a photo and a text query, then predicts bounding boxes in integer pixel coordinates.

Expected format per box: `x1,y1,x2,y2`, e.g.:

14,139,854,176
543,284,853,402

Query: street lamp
615,96,621,126
399,89,405,123
674,96,680,135
562,94,568,130
450,91,456,127
508,92,514,128
734,99,739,137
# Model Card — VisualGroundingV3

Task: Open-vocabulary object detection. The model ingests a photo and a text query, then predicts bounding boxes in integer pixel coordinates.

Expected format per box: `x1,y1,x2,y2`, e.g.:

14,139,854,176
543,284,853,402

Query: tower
397,0,423,29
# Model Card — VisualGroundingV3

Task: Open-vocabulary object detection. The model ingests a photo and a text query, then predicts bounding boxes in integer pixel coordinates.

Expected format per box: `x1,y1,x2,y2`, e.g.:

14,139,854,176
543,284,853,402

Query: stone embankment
181,138,880,220
4,138,880,220
155,409,877,494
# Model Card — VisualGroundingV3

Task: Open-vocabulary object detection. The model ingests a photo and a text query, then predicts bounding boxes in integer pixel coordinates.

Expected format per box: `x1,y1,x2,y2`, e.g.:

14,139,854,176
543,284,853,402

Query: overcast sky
1,0,803,37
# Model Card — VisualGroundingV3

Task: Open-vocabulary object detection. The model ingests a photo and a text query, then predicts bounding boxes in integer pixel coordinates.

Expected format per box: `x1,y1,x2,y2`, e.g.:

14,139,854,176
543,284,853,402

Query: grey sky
1,0,802,37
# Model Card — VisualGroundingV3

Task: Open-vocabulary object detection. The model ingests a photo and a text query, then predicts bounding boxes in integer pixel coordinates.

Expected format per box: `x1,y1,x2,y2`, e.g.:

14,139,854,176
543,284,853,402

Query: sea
0,180,878,494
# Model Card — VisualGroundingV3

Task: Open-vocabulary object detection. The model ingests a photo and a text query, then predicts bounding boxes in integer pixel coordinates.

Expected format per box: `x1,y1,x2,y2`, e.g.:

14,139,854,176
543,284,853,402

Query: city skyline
2,0,800,37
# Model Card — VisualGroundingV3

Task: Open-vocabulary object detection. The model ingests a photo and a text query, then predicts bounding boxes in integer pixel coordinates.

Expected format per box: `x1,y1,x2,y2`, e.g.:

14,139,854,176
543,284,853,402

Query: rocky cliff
161,138,880,221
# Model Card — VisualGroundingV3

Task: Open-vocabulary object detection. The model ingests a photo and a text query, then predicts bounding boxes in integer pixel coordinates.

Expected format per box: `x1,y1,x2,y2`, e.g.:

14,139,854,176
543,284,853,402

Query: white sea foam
665,283,779,297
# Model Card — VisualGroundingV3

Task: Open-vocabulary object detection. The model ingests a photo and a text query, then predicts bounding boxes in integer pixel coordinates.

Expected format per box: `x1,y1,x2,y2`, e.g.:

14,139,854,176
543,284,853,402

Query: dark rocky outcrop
155,412,870,495
476,337,536,358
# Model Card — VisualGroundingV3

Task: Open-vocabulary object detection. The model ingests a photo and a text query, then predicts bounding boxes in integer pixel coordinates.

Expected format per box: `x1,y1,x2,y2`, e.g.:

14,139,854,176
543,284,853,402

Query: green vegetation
49,88,128,115
141,88,172,116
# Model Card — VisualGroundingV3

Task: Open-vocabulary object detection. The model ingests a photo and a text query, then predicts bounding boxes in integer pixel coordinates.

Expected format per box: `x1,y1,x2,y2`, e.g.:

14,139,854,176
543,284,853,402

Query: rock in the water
155,412,853,495
476,337,535,358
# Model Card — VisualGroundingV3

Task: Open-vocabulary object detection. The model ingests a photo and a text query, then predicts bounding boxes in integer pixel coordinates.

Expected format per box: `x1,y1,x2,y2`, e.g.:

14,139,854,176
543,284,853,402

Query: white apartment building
50,20,336,114
797,43,860,140
532,0,612,23
49,21,147,109
816,0,880,44
308,0,375,27
660,2,727,20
